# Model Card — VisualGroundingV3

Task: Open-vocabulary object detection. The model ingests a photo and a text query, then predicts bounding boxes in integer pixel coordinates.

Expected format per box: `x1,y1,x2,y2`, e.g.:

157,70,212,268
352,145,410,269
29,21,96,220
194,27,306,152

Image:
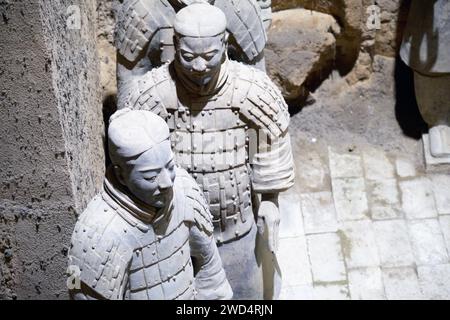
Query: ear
113,165,127,186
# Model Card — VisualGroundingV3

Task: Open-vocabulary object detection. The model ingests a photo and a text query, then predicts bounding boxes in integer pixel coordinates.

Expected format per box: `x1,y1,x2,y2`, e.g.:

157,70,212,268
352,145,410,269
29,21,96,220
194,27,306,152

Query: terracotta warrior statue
401,0,450,164
115,0,270,108
121,3,294,299
68,109,232,300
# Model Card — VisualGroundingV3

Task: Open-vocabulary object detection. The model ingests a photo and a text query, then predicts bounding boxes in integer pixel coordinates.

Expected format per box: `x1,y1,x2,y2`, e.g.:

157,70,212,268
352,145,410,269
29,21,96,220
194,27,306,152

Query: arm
189,224,233,300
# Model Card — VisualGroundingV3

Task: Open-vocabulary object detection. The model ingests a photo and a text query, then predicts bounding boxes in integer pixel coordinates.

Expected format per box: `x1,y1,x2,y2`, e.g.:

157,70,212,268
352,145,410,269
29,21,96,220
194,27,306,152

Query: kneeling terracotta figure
68,109,232,300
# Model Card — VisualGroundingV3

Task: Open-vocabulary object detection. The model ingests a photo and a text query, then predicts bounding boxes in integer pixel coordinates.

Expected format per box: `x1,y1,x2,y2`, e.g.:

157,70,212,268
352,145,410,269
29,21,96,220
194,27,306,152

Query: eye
181,51,195,62
203,52,218,61
144,175,157,182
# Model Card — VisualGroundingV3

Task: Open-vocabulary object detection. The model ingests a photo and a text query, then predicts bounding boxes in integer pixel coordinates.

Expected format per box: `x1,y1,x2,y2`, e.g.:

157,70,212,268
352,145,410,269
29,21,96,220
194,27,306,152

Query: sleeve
183,178,233,300
189,225,233,300
238,68,295,194
251,130,295,193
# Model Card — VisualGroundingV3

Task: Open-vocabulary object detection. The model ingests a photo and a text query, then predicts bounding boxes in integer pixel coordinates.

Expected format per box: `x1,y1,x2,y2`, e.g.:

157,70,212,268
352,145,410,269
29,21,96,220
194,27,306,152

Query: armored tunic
400,0,450,75
68,167,231,300
123,60,295,244
115,0,267,69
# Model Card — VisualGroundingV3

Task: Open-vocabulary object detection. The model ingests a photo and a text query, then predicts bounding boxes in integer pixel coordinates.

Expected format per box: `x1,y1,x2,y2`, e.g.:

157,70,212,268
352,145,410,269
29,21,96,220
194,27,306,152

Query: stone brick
400,178,438,219
408,219,449,266
307,233,346,283
332,178,369,221
373,220,414,267
348,267,386,300
301,192,338,235
340,221,380,268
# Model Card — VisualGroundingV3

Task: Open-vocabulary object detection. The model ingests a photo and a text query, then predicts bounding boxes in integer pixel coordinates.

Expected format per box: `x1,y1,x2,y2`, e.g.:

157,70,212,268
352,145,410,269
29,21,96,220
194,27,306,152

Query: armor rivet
232,195,236,200
186,111,190,116
201,111,205,116
235,231,240,236
227,102,231,106
176,124,181,129
171,143,175,148
209,110,213,115
245,126,249,130
152,251,156,256
234,217,238,223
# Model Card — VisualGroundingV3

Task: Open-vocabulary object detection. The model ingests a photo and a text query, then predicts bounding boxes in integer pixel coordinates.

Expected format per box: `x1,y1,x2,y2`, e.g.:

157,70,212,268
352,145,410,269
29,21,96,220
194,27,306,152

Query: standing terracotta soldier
121,3,294,299
115,0,269,109
400,0,450,164
68,109,232,300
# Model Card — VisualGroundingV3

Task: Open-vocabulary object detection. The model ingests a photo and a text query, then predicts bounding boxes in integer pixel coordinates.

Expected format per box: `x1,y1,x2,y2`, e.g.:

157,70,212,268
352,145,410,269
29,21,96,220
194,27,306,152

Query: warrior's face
120,140,176,209
176,33,226,86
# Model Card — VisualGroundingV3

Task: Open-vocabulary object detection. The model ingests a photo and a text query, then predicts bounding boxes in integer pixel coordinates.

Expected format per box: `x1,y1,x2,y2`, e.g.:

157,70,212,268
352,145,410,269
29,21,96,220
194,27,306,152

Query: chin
152,201,165,209
193,76,211,86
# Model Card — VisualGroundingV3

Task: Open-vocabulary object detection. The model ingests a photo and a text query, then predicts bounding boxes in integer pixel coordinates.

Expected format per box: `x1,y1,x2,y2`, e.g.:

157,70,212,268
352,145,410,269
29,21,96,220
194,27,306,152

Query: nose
158,169,173,191
192,57,207,73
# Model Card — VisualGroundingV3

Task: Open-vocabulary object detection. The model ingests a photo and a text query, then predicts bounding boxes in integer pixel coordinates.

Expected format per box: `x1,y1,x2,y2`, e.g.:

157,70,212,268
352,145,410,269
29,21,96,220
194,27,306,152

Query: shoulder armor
215,0,267,62
230,62,290,138
68,196,134,300
115,0,175,63
175,168,214,236
124,64,176,117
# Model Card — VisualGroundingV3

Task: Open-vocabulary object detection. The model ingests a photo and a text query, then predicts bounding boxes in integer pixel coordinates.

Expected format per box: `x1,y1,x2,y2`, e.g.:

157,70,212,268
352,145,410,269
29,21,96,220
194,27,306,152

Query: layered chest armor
166,95,254,244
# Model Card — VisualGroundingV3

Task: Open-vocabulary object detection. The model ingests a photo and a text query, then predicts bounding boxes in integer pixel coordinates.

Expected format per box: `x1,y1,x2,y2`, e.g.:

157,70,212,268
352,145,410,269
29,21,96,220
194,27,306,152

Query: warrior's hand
257,199,280,254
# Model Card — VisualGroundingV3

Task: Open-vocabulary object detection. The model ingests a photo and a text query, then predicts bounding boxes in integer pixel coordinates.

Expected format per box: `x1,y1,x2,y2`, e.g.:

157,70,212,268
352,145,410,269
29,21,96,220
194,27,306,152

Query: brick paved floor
278,144,450,300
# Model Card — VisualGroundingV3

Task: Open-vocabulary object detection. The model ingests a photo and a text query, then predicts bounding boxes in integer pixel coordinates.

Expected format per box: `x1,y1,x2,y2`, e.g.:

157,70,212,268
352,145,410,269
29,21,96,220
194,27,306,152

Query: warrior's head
108,109,176,209
173,2,228,88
